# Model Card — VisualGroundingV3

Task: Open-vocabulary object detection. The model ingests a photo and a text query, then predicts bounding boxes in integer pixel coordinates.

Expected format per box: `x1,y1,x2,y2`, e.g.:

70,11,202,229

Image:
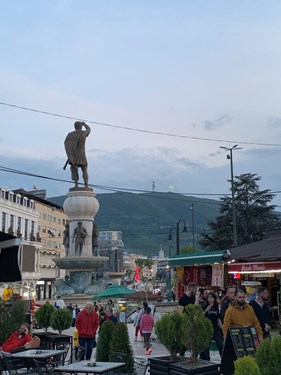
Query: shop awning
0,231,22,282
168,250,226,267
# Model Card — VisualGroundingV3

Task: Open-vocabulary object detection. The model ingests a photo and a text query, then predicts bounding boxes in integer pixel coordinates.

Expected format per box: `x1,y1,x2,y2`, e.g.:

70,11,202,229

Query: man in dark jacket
220,286,236,323
249,287,271,338
76,302,99,360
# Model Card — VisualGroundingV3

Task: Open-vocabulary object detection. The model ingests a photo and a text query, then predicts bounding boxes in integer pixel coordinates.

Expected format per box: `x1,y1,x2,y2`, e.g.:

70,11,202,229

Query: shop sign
212,264,224,287
228,262,281,273
252,273,275,278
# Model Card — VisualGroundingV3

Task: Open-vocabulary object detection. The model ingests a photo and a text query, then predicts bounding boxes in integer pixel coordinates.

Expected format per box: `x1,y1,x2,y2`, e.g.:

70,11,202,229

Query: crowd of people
177,282,272,360
0,283,272,363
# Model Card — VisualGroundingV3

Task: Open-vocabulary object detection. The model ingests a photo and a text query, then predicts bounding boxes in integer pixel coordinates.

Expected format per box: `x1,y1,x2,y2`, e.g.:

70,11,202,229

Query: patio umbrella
92,284,136,300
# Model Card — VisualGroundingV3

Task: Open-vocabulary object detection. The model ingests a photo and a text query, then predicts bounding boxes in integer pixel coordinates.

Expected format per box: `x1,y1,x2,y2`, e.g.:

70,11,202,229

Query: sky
1,0,281,207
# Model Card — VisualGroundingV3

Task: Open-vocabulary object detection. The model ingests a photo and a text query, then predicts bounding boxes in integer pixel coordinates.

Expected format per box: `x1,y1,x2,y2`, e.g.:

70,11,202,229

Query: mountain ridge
48,192,220,256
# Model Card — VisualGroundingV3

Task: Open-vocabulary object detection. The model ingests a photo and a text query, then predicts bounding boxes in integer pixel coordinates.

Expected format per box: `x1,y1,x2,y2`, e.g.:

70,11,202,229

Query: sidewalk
61,321,221,364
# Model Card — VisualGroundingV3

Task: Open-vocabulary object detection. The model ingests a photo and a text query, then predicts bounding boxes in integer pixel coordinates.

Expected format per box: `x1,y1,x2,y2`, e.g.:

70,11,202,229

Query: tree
199,173,281,250
35,303,56,331
96,321,115,362
135,258,154,281
50,308,72,334
0,300,25,345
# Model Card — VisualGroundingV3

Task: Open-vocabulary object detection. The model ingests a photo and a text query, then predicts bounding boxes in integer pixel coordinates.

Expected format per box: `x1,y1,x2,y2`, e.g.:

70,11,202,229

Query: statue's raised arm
64,121,91,189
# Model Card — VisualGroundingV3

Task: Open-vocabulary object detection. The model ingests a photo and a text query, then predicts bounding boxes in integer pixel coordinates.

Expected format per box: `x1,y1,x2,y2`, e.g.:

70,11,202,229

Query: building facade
0,188,68,300
98,231,124,272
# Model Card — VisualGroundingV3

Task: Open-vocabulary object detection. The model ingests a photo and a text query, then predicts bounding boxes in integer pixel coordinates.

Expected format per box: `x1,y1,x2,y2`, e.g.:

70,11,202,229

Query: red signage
228,262,281,273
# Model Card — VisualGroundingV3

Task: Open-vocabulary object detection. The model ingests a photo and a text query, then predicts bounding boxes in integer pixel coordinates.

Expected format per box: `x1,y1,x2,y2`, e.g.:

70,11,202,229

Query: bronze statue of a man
64,121,91,188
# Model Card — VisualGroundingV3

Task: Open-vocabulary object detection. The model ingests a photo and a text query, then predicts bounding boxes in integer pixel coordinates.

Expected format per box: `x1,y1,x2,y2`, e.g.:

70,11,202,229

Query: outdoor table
12,349,67,360
54,360,126,374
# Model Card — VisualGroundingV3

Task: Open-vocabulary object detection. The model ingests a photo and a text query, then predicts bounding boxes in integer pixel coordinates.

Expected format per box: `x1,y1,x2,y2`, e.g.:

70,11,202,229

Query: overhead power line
1,101,281,147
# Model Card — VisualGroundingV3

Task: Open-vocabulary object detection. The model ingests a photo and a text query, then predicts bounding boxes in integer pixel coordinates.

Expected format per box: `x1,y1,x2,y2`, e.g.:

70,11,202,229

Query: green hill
48,192,220,256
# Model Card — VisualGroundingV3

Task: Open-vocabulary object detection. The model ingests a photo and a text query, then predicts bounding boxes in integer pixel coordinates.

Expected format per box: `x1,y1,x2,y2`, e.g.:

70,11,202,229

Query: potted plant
181,304,213,363
151,312,186,375
96,321,115,362
256,336,281,375
50,308,72,334
109,322,134,374
234,356,261,375
35,303,56,332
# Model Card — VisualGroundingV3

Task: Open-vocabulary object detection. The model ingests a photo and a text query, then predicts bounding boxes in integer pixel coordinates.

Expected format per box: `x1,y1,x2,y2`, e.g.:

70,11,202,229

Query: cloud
201,114,232,131
267,116,281,128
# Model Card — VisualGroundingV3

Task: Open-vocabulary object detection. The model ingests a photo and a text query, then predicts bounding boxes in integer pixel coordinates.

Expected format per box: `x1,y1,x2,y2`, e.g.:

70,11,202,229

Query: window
37,225,41,232
17,217,22,230
48,215,52,222
53,217,57,223
62,219,66,226
43,213,47,220
10,214,14,230
58,218,61,225
58,230,61,237
42,226,46,233
16,195,21,204
24,219,28,240
47,240,52,248
2,212,6,232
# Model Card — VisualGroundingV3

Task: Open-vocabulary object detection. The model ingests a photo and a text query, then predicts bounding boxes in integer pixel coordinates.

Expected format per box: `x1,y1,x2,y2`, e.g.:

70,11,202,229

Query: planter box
149,356,186,375
170,360,220,375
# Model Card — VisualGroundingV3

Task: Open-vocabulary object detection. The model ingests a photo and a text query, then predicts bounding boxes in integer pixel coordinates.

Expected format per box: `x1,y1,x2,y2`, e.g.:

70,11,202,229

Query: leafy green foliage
181,304,213,363
256,336,281,375
234,356,261,375
0,300,25,345
155,312,186,360
35,303,56,331
200,173,281,249
50,308,72,334
109,322,134,373
96,321,115,361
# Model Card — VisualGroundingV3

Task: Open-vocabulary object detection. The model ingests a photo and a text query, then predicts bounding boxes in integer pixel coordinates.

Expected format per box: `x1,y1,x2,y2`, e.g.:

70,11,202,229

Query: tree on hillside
199,173,281,250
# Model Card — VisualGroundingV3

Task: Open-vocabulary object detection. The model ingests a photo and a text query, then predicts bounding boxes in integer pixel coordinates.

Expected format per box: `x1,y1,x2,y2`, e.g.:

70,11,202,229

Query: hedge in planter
181,304,213,363
109,322,134,374
256,336,281,375
155,311,186,361
96,321,115,362
50,308,72,334
234,356,261,375
35,303,56,331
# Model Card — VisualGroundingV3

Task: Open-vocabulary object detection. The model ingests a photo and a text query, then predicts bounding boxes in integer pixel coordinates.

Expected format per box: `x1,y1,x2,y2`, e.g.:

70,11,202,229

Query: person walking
76,302,99,360
133,307,141,341
220,286,236,323
55,296,66,309
72,304,80,327
140,307,154,355
200,292,224,360
249,286,272,338
222,289,263,342
177,282,196,313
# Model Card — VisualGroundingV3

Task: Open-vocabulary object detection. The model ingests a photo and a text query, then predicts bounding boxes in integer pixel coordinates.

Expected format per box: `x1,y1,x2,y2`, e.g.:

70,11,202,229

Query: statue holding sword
64,121,91,188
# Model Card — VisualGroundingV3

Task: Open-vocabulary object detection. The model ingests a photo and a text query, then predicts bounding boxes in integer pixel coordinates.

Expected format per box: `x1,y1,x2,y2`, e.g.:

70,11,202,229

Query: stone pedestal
53,188,108,295
63,188,100,257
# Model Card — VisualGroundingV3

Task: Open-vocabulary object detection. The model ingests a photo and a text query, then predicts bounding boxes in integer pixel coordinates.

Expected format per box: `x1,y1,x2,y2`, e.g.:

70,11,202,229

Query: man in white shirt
55,296,66,309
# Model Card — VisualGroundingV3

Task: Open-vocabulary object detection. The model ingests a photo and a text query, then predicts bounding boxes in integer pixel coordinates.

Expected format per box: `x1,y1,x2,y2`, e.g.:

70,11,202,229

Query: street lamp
165,265,171,302
168,219,188,255
190,203,195,251
220,144,242,247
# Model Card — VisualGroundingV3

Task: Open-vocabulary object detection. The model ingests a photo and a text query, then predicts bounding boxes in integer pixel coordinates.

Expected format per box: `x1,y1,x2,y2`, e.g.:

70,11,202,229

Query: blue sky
1,1,281,207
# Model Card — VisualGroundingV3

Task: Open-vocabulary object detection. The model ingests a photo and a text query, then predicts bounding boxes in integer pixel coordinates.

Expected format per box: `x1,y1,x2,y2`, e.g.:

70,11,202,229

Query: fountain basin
53,256,108,271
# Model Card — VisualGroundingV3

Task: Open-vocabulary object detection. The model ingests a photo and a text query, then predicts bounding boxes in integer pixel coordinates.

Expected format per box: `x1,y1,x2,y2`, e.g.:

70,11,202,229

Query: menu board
221,326,257,375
